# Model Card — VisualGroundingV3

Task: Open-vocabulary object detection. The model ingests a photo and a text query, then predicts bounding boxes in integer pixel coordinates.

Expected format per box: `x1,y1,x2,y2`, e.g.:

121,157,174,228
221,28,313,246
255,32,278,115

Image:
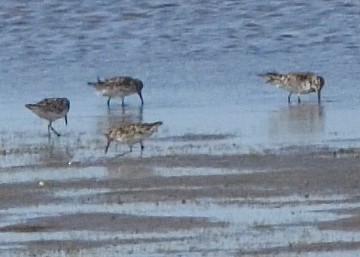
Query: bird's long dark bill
317,91,321,103
65,115,68,126
138,92,144,105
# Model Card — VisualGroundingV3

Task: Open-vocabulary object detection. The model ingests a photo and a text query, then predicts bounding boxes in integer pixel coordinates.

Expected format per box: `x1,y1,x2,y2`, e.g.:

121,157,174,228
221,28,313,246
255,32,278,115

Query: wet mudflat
2,148,360,257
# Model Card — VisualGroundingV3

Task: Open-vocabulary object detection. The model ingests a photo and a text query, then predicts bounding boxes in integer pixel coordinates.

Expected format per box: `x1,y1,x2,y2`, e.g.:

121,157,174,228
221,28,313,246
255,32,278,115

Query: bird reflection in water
96,105,144,135
269,104,325,139
37,140,73,165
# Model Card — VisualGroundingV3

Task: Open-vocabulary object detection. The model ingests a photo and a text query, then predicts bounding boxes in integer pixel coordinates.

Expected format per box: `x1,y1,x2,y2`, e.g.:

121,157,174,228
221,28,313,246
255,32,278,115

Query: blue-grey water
0,0,360,156
1,1,360,256
1,0,360,162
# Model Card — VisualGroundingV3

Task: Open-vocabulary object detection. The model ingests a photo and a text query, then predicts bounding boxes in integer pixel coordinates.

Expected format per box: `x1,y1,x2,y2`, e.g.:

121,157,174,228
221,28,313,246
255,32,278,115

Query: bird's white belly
37,110,67,122
99,88,134,98
284,81,313,94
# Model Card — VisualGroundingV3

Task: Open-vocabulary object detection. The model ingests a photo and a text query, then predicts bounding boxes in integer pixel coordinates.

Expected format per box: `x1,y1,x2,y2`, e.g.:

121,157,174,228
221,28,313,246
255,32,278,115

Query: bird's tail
87,76,103,86
258,72,285,85
143,121,163,134
25,104,36,110
150,121,162,133
150,121,163,128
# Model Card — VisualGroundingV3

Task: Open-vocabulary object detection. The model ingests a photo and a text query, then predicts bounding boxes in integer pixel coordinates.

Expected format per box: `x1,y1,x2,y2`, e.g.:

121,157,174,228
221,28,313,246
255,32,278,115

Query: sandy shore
1,148,360,256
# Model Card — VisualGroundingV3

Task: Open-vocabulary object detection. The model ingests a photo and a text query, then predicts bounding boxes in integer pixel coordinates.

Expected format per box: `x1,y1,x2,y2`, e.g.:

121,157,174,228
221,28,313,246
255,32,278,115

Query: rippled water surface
1,1,360,256
1,0,360,160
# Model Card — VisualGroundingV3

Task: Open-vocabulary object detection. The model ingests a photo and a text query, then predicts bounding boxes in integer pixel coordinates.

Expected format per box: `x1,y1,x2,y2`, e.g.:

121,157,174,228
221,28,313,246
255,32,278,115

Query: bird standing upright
259,72,325,103
25,97,70,137
88,76,144,107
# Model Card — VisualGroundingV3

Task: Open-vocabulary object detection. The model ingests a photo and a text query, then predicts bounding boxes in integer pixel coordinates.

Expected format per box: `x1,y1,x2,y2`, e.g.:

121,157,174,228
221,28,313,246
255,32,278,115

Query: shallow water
2,0,360,163
2,1,360,256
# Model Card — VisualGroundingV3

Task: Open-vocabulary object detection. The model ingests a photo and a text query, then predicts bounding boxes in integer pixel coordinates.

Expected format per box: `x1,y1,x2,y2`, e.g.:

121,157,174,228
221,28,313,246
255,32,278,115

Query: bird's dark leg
121,97,125,107
104,139,112,154
107,97,111,107
317,91,321,104
297,94,301,104
140,142,144,157
139,105,144,122
48,122,51,136
138,92,144,106
49,123,61,137
288,92,292,103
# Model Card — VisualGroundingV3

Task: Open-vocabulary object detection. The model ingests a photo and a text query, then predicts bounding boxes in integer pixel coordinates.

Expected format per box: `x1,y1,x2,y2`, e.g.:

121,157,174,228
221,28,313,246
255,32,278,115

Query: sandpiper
104,121,162,155
25,98,70,137
259,72,325,103
88,76,144,107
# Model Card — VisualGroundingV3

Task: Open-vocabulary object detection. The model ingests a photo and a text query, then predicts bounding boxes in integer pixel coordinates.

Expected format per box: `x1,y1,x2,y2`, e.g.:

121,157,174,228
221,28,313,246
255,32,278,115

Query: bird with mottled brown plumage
25,98,70,137
88,76,144,107
104,121,162,155
259,72,325,104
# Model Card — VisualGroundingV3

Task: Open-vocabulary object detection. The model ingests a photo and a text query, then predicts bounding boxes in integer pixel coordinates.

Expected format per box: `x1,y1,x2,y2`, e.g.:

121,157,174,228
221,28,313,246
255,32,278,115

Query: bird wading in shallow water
88,76,144,107
104,121,162,156
259,72,325,104
25,98,70,137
